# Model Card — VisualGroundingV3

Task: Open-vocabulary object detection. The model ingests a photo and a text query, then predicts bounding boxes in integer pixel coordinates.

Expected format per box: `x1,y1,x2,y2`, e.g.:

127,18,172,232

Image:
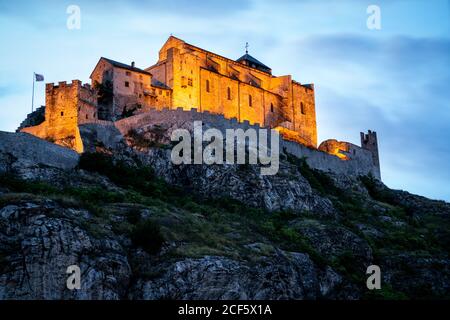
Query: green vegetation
285,153,341,197
1,151,449,299
130,220,164,254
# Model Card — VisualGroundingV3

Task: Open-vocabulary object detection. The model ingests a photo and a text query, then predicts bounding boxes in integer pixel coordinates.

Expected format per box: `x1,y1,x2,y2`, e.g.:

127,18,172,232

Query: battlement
360,130,380,178
111,108,381,179
45,80,95,92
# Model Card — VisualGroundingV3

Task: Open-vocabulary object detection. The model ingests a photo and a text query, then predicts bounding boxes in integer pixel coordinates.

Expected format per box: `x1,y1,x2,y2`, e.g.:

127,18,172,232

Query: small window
125,81,130,87
126,71,131,76
270,103,274,113
60,111,64,117
159,90,162,95
206,80,210,93
249,94,252,107
139,75,143,80
86,114,88,119
94,112,97,118
166,91,170,96
188,78,193,86
227,87,231,100
300,102,305,115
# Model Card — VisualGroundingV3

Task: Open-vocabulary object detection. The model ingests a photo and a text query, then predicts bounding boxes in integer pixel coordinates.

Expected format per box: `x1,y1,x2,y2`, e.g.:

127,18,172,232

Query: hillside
0,129,449,300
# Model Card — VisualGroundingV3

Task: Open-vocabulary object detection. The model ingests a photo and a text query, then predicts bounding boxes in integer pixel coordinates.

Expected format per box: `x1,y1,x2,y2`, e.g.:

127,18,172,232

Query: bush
130,220,164,254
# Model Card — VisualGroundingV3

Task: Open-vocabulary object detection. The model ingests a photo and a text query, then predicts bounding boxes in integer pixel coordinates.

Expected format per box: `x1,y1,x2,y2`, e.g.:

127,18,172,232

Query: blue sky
0,0,449,200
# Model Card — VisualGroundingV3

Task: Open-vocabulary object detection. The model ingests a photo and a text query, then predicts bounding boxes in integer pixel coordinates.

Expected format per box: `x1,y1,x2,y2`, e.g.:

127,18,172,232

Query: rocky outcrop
0,131,79,174
0,200,130,300
0,129,449,300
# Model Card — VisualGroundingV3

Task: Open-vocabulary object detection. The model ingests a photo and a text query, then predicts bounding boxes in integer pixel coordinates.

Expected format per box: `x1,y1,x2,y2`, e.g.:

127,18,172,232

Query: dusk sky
0,0,449,200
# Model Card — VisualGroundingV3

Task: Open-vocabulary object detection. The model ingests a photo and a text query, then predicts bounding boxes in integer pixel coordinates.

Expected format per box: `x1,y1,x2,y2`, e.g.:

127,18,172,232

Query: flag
35,73,44,82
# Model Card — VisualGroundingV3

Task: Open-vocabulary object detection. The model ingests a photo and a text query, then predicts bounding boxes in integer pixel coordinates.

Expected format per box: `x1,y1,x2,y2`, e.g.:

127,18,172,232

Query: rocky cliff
0,129,449,300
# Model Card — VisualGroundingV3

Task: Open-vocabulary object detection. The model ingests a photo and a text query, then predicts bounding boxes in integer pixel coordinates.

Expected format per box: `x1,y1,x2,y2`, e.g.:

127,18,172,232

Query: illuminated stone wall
90,58,172,119
147,36,318,147
21,80,87,153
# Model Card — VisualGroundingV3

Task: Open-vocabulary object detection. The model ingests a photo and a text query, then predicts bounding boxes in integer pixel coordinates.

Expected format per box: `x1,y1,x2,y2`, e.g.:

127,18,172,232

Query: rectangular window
206,80,210,93
188,78,193,86
126,71,131,76
125,81,130,87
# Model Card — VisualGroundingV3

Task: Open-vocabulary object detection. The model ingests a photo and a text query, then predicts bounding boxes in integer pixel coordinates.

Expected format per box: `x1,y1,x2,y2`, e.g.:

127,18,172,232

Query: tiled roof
236,54,272,73
101,57,152,76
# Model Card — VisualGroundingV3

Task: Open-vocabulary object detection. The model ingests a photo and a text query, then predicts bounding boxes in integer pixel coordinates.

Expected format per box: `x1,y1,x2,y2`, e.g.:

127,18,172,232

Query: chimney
131,61,135,68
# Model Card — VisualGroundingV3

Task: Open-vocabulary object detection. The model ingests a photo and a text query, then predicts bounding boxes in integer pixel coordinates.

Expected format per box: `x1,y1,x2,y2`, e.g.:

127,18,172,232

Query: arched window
270,103,274,113
300,102,305,115
227,87,231,100
206,80,210,93
249,94,252,107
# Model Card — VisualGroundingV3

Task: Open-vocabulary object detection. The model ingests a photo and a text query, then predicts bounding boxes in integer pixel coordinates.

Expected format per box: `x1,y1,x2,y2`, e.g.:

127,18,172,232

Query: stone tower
361,130,380,178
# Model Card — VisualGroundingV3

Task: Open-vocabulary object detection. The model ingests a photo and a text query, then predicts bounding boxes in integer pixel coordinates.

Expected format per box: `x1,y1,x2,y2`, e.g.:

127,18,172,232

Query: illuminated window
227,87,231,100
249,94,252,107
270,103,274,113
206,80,210,93
125,81,129,87
300,102,305,115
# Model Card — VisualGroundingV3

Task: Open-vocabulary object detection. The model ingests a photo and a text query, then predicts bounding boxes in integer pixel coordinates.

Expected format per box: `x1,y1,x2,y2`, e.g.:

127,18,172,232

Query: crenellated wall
113,108,381,179
21,80,99,153
146,36,317,147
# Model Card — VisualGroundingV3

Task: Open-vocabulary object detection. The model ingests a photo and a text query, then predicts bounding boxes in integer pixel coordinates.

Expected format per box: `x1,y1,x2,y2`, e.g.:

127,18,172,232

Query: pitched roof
101,57,152,76
165,36,273,75
236,54,272,74
151,79,171,90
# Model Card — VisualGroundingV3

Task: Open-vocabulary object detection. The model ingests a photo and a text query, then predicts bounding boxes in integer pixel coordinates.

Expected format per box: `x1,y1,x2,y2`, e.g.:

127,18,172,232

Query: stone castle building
19,36,380,178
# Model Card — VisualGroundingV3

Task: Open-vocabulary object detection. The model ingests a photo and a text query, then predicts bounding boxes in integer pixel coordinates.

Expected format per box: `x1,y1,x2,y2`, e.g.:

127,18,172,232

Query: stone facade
147,36,317,147
21,80,97,153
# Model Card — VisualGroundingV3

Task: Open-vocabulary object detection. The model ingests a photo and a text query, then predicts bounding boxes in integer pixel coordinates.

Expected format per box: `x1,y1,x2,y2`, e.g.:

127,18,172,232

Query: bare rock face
142,148,336,217
131,252,342,300
78,123,336,216
0,199,347,300
0,200,131,300
0,131,79,174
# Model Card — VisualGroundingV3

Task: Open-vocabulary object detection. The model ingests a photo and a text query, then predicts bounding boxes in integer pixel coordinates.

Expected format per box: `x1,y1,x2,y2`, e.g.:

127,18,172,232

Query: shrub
130,220,164,254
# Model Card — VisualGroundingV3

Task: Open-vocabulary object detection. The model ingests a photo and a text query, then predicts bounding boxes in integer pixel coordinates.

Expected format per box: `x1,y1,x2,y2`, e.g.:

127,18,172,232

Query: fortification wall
113,108,380,179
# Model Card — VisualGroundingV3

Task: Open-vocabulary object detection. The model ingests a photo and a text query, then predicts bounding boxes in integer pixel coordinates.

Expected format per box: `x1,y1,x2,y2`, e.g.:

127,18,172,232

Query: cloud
288,34,450,199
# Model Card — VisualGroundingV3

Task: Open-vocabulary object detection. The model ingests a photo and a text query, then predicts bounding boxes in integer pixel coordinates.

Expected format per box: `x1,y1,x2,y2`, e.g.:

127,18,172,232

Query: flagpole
32,72,35,112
